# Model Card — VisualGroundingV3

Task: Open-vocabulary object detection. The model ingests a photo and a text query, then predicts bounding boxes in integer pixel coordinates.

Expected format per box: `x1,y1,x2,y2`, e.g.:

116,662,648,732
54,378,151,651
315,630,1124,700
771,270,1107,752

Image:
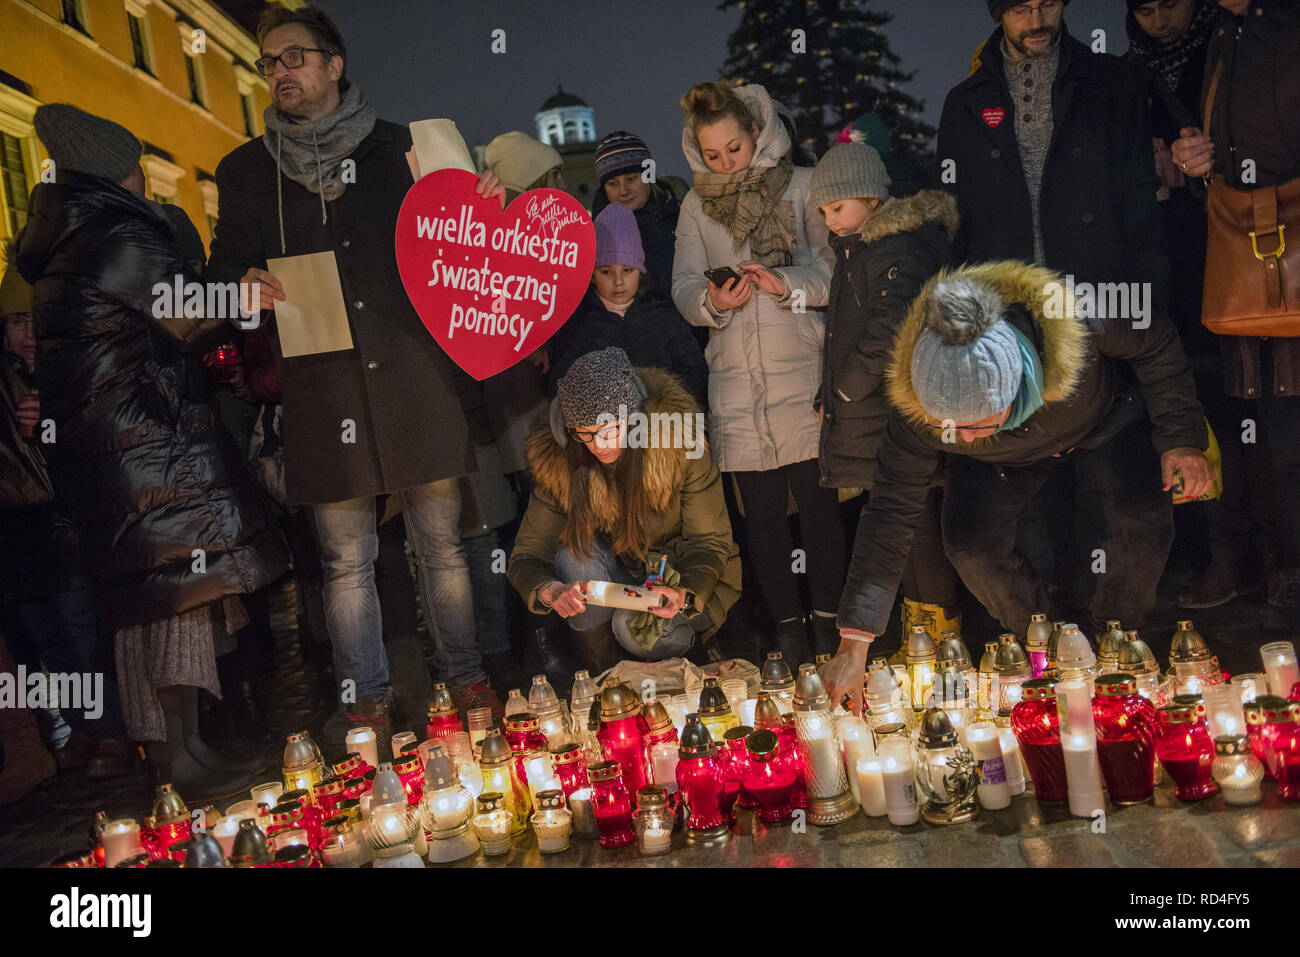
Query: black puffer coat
16,170,289,631
817,190,957,489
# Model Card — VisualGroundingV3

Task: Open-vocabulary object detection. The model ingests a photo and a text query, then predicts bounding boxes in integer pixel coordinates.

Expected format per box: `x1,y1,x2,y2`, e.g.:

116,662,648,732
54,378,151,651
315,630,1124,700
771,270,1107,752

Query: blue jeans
554,543,695,660
311,478,482,701
465,528,511,655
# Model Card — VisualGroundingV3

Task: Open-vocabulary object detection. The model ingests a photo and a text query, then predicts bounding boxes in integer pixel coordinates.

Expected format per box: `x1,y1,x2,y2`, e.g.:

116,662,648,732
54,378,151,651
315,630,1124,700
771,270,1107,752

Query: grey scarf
262,83,377,252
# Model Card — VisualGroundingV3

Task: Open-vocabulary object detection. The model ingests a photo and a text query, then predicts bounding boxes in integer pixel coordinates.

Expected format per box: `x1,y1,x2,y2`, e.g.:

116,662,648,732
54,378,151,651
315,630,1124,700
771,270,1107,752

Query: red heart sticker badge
395,168,596,381
982,107,1005,128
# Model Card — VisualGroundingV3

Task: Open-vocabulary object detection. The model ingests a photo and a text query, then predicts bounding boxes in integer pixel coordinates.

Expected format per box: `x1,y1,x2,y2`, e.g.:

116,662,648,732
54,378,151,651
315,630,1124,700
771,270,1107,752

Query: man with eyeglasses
206,5,509,743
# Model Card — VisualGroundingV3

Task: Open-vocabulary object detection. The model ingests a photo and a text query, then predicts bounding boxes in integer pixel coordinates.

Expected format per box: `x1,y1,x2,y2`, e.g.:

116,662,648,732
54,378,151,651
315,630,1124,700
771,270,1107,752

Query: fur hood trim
527,366,706,522
886,259,1090,426
857,189,960,246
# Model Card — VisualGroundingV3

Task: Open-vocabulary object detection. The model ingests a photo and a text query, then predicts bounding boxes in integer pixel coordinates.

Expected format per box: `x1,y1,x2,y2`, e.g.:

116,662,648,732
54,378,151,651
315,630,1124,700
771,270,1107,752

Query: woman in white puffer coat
672,80,844,663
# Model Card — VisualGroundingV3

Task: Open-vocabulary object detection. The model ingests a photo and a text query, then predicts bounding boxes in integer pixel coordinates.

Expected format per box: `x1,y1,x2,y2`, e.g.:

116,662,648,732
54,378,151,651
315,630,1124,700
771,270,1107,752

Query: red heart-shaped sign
982,107,1005,128
395,168,596,381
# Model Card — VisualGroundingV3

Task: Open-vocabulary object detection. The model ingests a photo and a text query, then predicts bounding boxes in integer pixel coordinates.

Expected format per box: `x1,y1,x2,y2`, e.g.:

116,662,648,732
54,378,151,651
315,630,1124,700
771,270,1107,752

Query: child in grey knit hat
809,142,891,239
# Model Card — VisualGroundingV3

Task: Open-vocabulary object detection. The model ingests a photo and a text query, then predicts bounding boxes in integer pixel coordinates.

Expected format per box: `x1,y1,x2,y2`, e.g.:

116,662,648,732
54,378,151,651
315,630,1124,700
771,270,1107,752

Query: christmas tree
718,0,935,161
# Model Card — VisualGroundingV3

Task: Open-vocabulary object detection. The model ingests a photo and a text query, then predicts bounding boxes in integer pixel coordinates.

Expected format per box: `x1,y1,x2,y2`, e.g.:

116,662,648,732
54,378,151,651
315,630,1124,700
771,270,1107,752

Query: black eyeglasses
254,46,336,77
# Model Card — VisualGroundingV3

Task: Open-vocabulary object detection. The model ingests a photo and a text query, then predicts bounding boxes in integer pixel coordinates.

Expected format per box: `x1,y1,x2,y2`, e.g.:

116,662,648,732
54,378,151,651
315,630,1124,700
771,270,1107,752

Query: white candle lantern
345,727,379,769
102,819,143,869
1261,642,1300,698
966,721,1011,810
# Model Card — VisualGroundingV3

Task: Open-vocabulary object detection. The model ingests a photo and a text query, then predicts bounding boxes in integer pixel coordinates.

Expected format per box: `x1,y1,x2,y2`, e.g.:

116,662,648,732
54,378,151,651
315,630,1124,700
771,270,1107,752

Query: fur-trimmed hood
856,189,960,247
527,365,705,527
886,260,1090,430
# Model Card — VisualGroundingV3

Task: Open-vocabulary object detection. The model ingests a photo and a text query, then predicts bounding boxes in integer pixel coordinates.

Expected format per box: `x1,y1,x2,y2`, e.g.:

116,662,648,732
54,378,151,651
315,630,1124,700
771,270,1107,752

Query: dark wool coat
938,27,1171,318
547,288,709,408
1200,0,1300,398
837,260,1206,636
206,119,477,505
508,367,741,639
817,190,957,489
15,171,288,630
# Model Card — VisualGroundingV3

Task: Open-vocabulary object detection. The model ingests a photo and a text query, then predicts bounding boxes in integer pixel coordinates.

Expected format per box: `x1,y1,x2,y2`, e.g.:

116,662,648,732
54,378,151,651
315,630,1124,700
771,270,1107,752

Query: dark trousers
1254,394,1300,569
941,421,1174,637
732,459,846,622
899,487,960,610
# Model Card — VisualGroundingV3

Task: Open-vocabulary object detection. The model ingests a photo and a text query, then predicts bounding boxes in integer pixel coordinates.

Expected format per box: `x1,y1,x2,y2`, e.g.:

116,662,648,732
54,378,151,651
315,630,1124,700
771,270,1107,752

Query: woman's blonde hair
680,80,757,139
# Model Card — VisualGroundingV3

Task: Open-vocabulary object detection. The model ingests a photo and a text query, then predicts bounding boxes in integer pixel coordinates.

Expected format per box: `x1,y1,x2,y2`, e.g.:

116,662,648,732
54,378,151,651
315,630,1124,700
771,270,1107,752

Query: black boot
532,625,573,691
151,687,260,801
771,616,812,670
570,621,621,676
385,633,433,732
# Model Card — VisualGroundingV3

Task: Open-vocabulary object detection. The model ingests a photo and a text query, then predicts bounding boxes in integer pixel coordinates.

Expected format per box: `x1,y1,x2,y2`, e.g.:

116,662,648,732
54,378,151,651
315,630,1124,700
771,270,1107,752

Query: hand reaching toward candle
819,633,874,714
539,579,586,618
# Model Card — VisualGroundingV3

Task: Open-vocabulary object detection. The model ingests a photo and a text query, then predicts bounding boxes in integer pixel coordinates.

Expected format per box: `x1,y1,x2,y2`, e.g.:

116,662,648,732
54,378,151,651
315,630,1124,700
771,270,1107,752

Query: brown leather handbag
1200,61,1300,337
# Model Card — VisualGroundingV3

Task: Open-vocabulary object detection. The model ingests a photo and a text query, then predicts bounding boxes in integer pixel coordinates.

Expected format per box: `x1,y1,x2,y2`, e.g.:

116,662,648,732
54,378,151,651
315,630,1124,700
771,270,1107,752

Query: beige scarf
693,154,796,268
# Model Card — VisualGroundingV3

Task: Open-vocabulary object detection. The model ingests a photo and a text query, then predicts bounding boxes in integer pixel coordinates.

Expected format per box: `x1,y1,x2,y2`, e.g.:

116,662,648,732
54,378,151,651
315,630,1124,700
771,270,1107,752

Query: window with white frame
61,0,91,36
125,1,155,75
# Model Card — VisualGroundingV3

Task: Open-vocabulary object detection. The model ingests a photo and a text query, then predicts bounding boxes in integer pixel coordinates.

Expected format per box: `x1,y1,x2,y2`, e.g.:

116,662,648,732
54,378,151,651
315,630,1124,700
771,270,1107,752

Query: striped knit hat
595,131,652,186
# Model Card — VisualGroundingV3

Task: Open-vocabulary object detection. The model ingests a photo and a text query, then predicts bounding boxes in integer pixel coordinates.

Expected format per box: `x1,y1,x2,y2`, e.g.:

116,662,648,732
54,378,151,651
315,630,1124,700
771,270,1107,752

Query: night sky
317,0,1131,180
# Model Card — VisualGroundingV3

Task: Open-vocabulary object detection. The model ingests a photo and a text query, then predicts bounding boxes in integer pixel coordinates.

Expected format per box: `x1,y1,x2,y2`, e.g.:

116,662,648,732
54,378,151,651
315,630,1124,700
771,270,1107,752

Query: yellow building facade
0,0,300,272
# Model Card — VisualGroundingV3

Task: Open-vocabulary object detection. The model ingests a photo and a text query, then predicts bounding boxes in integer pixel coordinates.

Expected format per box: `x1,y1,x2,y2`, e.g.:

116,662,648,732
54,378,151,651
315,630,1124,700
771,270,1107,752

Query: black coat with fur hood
508,367,741,640
818,190,957,489
837,259,1206,637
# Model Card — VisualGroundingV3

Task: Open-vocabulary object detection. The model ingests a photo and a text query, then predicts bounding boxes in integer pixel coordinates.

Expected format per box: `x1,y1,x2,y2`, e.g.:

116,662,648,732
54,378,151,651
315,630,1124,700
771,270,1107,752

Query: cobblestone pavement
1,565,1297,868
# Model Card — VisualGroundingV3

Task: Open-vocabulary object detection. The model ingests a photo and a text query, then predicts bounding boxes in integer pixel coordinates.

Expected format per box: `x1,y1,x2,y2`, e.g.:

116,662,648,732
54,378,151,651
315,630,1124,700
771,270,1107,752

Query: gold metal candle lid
1260,697,1300,723
1160,704,1199,725
1026,613,1052,651
994,634,1031,676
427,682,456,717
936,633,972,670
643,697,674,735
793,665,830,711
874,722,907,739
753,692,783,729
918,708,958,749
1021,677,1058,701
1098,621,1125,661
1117,631,1160,676
1096,673,1138,696
1169,620,1213,665
476,792,506,814
550,742,583,766
320,814,352,837
1047,621,1066,663
535,789,566,811
698,678,731,716
336,798,362,822
587,761,624,783
270,801,303,826
600,683,642,720
746,728,780,759
503,712,540,732
760,652,795,690
679,715,718,757
392,753,422,777
723,726,754,748
282,730,321,773
636,785,668,809
906,625,937,662
151,783,188,825
1213,734,1252,756
316,776,345,798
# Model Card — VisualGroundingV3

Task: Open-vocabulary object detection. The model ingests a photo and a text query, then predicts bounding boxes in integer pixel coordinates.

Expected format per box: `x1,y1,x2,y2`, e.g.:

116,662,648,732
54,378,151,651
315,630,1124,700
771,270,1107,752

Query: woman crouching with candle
508,347,741,672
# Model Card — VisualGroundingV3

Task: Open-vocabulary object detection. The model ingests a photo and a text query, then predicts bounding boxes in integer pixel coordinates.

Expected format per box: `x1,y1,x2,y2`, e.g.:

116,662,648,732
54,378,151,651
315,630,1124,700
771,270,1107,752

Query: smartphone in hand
705,265,743,288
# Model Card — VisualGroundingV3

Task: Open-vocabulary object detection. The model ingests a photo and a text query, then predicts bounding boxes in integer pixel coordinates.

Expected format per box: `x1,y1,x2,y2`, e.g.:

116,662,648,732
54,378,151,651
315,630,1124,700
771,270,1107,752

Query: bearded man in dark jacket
16,104,288,791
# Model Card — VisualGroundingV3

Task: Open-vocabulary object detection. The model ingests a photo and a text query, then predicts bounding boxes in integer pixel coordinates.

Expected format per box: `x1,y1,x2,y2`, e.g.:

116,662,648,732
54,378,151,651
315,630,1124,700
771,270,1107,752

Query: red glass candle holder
393,753,424,806
1264,699,1300,800
505,712,549,790
588,761,636,848
314,776,346,817
1093,674,1158,804
744,729,795,823
1244,696,1291,781
676,721,729,841
779,716,809,809
1290,681,1300,703
552,743,590,798
1155,705,1218,800
722,727,756,811
597,709,650,800
1010,678,1069,803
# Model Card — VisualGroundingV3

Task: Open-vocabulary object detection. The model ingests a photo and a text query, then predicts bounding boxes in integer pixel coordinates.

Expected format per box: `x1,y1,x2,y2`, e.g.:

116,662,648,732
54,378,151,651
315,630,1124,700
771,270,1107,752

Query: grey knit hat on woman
557,347,643,431
33,103,142,184
808,142,891,211
910,276,1023,425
